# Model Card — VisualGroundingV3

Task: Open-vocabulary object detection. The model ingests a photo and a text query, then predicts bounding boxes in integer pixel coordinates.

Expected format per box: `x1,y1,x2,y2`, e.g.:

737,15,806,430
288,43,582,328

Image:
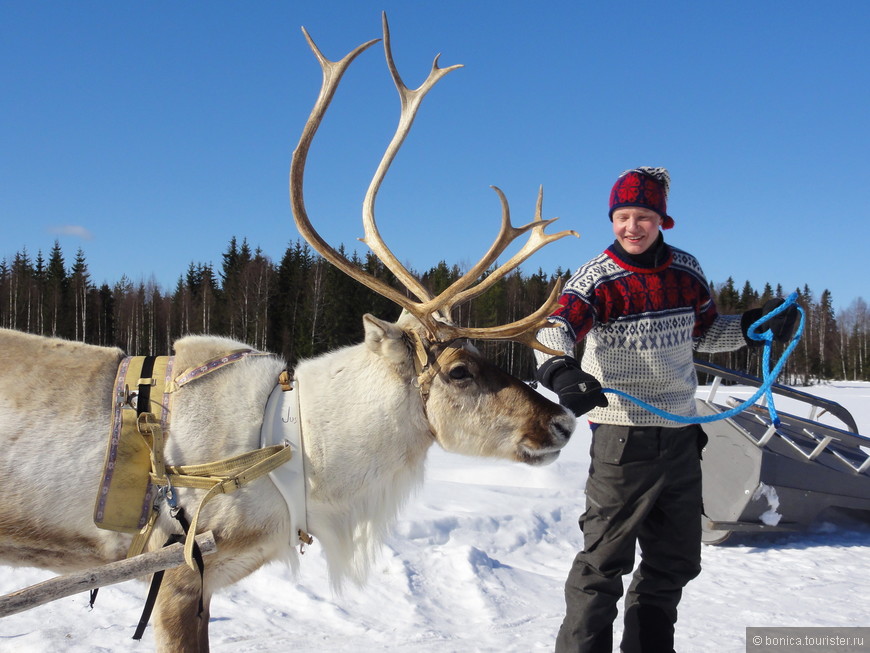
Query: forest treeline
2,239,868,385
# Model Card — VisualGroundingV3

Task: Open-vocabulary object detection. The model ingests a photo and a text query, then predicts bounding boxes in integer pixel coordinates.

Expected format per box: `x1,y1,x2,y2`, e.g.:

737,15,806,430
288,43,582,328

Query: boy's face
611,207,663,255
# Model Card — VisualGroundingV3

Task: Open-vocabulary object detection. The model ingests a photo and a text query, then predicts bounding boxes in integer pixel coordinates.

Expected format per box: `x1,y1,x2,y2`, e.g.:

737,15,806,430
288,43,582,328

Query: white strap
260,381,309,542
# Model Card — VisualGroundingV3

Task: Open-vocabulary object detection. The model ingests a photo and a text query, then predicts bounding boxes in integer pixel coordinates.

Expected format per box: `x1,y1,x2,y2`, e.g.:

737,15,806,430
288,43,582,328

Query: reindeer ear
363,314,410,365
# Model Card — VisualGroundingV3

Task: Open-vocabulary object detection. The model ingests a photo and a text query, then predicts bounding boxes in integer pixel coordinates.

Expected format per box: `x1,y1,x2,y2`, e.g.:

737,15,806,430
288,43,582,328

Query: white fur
0,317,574,651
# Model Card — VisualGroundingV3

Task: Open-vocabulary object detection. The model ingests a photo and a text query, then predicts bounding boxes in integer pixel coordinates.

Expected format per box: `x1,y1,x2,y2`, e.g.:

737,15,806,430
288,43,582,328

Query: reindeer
0,15,577,652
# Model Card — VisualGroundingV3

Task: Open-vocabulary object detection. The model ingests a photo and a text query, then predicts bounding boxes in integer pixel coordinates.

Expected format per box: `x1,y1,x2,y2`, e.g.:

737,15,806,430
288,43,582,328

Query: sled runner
695,360,870,544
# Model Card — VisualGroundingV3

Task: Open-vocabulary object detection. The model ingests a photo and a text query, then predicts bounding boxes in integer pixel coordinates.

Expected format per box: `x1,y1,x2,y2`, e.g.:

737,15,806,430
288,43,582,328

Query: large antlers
290,13,578,353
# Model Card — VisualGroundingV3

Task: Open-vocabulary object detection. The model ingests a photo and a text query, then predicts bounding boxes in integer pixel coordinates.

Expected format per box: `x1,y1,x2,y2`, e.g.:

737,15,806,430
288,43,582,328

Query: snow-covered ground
2,382,869,652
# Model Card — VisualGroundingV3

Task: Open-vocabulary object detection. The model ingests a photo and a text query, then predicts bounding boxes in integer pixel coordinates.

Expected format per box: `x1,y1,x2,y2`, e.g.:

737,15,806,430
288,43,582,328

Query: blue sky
2,1,868,311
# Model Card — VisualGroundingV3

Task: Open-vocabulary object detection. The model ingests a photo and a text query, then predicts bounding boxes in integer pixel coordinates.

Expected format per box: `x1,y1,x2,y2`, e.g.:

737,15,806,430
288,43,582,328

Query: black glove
741,298,799,346
536,355,608,417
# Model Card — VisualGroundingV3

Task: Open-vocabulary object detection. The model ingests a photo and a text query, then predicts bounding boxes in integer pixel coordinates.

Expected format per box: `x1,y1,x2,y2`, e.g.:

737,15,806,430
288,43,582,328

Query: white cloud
48,225,94,240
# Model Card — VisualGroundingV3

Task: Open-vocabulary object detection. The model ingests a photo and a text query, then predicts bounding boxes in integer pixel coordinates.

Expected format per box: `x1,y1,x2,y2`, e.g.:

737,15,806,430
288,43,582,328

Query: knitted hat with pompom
608,167,674,229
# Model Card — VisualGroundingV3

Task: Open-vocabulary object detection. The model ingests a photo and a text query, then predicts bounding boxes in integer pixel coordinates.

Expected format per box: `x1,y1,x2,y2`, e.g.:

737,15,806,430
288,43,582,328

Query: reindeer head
417,339,575,466
290,14,578,465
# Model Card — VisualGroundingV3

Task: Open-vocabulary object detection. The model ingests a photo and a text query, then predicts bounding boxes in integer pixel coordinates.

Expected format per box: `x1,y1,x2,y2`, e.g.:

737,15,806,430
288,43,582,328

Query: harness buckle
158,480,178,509
121,384,138,410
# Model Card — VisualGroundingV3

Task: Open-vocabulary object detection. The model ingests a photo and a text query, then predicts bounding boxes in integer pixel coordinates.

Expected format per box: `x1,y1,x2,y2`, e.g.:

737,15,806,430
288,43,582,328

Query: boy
535,167,796,652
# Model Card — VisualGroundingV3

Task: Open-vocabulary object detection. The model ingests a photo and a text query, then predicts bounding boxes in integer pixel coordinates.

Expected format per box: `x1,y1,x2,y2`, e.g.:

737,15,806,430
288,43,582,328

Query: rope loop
602,292,805,426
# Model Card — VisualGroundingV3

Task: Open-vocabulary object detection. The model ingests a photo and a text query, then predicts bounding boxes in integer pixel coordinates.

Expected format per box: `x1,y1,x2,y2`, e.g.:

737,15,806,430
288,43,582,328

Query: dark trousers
555,424,707,653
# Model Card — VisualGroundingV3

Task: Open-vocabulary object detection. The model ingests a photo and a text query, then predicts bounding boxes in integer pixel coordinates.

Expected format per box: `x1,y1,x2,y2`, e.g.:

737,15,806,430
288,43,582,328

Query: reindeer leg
197,596,212,653
153,564,211,653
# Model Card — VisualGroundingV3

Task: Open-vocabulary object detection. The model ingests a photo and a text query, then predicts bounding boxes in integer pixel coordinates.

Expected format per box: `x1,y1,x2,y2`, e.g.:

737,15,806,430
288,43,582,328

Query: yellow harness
94,351,298,570
94,355,175,534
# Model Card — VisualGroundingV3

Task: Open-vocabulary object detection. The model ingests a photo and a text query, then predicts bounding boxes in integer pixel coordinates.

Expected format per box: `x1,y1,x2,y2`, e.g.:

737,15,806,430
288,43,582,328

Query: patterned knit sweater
535,239,746,426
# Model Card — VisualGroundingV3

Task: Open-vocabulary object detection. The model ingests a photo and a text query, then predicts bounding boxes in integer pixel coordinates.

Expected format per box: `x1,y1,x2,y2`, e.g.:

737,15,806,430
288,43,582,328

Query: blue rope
601,292,805,426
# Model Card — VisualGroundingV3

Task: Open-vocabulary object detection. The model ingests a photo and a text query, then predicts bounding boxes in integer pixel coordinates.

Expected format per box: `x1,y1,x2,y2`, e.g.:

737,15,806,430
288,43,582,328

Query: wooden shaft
0,531,217,618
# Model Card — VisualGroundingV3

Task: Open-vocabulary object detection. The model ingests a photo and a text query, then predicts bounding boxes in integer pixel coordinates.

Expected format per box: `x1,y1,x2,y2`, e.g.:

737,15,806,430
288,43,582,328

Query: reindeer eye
448,365,472,381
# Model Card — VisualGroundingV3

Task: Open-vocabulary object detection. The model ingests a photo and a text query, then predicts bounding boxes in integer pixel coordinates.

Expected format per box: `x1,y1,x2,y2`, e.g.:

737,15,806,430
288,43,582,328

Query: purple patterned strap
172,349,269,390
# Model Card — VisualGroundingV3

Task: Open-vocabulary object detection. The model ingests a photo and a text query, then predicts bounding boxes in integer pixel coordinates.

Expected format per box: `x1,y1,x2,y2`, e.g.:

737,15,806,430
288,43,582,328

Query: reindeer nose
551,412,575,442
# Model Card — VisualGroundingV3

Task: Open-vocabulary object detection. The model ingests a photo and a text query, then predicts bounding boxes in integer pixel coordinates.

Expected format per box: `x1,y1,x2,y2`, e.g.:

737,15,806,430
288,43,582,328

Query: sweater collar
607,233,672,272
